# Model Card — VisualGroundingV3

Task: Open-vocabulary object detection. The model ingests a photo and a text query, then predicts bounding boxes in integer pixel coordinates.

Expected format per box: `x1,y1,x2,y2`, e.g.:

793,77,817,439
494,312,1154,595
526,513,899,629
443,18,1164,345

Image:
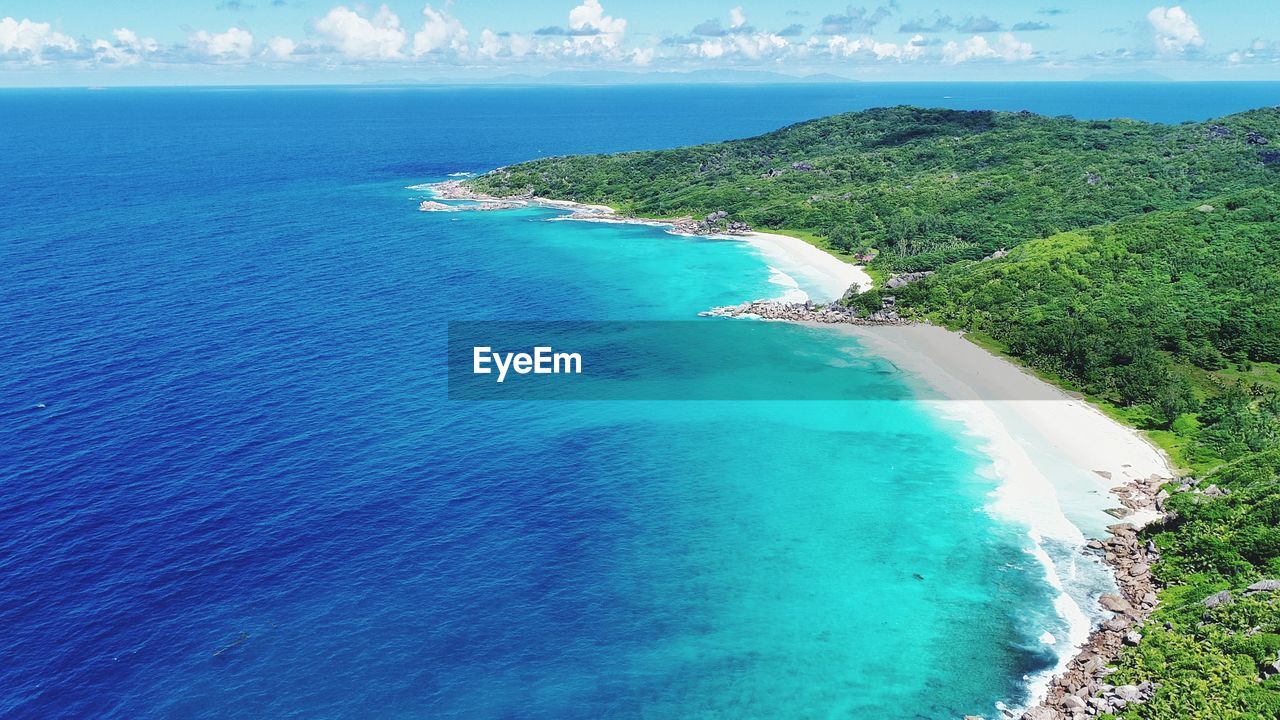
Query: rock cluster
1021,473,1174,720
1258,150,1280,165
670,211,752,235
884,271,933,289
700,299,906,324
1247,131,1270,145
1207,124,1232,138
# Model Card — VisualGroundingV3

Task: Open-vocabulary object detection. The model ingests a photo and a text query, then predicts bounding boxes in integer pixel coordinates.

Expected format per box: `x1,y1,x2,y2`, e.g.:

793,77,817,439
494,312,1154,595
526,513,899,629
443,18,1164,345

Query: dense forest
470,106,1280,271
466,106,1280,719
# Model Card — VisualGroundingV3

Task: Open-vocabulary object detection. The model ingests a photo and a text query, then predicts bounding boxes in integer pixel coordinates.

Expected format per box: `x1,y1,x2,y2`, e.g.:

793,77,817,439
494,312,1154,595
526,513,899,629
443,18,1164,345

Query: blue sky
2,1,1279,85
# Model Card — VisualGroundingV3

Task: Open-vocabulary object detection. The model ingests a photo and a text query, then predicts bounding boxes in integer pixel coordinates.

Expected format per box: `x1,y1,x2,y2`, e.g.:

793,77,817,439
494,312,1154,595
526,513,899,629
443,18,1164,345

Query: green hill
469,106,1280,271
465,106,1280,719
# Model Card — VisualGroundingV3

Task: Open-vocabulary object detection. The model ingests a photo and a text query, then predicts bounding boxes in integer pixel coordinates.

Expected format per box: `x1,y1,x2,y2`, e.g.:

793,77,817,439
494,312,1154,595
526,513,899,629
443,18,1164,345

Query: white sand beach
738,231,871,301
843,324,1172,498
838,323,1174,708
425,180,870,303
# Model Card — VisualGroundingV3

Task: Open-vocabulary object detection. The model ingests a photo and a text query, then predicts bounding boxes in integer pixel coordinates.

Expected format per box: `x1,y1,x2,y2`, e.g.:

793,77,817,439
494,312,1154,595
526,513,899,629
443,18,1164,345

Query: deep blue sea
3,83,1278,719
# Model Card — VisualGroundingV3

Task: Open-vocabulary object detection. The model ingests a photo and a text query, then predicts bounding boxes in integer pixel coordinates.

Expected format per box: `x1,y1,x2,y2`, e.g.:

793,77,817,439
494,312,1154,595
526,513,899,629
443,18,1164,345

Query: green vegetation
468,105,1280,718
889,189,1280,469
1105,450,1280,719
471,106,1280,272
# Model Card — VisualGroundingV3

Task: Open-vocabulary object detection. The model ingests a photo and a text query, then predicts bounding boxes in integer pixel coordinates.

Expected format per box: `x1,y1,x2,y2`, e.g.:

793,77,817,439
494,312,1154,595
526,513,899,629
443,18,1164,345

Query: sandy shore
836,324,1174,715
844,325,1171,491
424,180,870,302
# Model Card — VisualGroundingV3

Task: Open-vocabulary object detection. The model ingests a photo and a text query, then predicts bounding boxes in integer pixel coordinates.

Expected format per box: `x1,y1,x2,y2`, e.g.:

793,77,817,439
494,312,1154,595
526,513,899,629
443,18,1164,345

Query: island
460,107,1280,720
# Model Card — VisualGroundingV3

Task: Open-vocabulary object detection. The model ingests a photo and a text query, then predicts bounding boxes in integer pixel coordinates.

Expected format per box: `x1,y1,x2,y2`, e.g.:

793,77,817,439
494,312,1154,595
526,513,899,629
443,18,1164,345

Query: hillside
466,106,1280,719
468,106,1280,271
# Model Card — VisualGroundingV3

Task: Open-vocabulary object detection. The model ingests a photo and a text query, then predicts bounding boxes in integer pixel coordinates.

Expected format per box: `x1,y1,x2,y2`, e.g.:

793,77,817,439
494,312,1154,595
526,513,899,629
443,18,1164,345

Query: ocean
3,83,1277,719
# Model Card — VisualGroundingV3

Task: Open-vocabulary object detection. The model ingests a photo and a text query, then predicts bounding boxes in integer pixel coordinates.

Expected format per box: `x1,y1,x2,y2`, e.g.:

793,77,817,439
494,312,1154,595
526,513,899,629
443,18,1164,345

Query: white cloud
631,46,654,65
564,0,626,55
1227,38,1280,64
694,31,788,60
569,0,626,36
314,4,406,60
943,33,1033,63
92,27,159,65
508,33,533,57
413,3,468,56
477,28,502,59
828,33,926,61
189,27,254,60
0,17,78,64
113,28,158,54
729,6,747,29
1147,6,1203,54
264,36,297,60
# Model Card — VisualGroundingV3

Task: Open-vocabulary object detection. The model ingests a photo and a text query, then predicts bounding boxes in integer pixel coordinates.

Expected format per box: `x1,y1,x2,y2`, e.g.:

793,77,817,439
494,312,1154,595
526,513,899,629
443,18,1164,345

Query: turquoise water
6,84,1260,718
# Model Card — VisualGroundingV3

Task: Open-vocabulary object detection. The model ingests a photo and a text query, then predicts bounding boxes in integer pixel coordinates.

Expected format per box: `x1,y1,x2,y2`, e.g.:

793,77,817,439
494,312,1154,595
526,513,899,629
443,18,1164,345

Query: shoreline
833,325,1173,719
423,180,871,302
425,177,1172,718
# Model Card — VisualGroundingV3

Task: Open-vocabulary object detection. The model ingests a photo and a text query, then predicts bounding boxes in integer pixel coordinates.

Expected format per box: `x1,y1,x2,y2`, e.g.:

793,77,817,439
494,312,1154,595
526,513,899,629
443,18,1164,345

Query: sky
2,1,1279,85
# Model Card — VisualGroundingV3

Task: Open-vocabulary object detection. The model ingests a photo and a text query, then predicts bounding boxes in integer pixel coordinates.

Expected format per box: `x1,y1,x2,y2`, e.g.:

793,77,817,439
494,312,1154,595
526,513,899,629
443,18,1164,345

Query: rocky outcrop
1246,579,1280,594
1258,150,1280,165
669,211,753,236
1247,131,1270,145
1024,473,1174,720
701,299,907,325
884,271,933,289
1208,124,1232,139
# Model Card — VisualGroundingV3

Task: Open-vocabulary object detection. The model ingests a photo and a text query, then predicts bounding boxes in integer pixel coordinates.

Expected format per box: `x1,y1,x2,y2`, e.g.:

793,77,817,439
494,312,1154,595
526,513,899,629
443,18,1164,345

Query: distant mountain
515,69,857,85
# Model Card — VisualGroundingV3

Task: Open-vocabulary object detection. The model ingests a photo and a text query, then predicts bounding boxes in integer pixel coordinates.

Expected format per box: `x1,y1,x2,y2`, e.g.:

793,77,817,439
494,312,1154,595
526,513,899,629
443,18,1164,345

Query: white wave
760,266,810,303
835,328,1109,717
447,171,475,177
404,182,434,191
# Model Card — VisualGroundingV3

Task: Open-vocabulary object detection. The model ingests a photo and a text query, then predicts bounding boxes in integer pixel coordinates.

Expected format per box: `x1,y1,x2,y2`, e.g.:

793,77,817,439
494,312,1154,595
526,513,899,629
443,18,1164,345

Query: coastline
836,324,1173,719
425,177,1173,718
423,180,871,302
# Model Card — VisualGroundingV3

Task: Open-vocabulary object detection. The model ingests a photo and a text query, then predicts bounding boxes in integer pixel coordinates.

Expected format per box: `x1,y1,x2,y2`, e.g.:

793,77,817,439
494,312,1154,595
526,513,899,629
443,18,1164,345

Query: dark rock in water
1259,150,1280,165
1248,131,1269,145
1203,590,1233,609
